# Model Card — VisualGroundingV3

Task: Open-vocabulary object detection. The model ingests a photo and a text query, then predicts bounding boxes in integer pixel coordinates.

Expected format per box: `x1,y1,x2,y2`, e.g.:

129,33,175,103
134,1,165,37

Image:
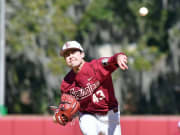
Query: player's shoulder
61,70,75,92
85,59,99,69
88,58,99,64
90,57,109,66
86,57,109,69
64,69,75,82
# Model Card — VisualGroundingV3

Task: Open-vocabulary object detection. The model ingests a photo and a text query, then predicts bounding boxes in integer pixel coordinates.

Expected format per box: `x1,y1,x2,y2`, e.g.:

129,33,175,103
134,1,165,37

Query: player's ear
81,52,85,59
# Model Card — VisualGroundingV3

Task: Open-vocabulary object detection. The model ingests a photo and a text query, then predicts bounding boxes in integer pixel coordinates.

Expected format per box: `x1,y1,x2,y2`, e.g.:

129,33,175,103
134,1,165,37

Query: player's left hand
117,54,128,70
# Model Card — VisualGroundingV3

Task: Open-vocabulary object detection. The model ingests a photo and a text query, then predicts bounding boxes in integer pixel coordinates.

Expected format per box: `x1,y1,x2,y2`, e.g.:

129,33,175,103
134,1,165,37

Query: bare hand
117,54,128,70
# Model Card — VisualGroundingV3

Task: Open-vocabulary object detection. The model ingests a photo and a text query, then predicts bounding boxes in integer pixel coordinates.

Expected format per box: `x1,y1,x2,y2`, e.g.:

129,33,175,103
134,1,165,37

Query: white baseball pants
79,110,121,135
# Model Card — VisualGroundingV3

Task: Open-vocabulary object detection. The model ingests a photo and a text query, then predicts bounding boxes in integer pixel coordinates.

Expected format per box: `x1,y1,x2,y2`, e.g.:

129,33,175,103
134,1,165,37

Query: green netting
0,105,7,116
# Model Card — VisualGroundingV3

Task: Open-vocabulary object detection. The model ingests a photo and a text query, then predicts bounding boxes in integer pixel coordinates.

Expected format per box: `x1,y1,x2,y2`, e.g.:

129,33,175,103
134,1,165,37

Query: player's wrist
110,52,126,65
53,115,57,123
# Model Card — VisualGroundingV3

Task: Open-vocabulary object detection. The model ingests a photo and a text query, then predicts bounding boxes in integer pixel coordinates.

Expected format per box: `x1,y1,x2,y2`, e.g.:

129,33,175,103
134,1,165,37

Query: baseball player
55,41,128,135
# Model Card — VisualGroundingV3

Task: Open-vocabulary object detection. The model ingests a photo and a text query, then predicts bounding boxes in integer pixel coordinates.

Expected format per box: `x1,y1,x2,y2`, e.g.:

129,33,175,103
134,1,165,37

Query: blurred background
0,0,180,116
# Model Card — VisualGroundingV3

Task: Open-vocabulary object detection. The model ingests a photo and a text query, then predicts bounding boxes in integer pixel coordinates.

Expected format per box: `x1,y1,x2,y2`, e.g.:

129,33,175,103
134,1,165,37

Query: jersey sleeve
101,52,125,66
90,52,125,82
60,80,71,93
98,52,125,71
60,70,79,94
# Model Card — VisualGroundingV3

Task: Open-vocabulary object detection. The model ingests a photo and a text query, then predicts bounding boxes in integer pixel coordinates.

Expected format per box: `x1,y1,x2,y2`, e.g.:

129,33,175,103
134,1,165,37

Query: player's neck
73,60,85,73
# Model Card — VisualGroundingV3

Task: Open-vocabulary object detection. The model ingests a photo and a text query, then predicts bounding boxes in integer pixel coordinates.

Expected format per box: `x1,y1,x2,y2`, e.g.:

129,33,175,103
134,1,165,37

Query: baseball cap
60,41,84,56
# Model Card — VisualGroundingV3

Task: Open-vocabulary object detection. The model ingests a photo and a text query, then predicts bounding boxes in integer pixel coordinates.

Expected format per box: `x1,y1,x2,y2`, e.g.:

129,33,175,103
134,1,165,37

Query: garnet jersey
61,53,124,115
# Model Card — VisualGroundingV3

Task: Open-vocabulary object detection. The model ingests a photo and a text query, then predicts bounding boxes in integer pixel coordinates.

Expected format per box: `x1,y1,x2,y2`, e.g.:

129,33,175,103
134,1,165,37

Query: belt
81,107,118,116
95,107,118,115
112,107,118,113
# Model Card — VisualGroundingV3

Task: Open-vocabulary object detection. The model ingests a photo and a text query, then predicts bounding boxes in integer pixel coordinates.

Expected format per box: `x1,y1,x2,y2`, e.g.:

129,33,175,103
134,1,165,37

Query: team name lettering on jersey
70,81,100,100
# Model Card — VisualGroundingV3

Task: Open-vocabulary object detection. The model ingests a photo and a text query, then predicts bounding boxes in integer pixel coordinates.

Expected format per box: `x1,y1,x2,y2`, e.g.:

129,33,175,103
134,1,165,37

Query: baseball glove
52,93,80,126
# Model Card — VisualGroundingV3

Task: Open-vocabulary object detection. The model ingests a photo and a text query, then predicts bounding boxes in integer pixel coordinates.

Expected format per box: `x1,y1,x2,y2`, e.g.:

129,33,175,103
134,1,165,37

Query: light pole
0,0,7,115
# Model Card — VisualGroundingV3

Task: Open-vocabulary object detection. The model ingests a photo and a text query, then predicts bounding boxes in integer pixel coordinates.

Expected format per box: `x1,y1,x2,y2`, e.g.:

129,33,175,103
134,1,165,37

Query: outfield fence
0,115,179,135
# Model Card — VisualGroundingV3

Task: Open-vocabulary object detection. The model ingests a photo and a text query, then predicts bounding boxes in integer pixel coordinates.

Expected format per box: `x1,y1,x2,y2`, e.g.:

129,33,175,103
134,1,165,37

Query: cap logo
65,42,70,48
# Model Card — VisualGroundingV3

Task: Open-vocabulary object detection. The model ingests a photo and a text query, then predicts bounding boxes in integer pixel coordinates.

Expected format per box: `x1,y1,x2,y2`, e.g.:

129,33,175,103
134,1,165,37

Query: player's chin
68,64,77,68
71,62,81,68
67,62,74,67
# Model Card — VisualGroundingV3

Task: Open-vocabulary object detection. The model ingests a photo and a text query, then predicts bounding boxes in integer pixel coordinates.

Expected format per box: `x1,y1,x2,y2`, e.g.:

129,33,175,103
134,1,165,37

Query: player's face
64,49,85,68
